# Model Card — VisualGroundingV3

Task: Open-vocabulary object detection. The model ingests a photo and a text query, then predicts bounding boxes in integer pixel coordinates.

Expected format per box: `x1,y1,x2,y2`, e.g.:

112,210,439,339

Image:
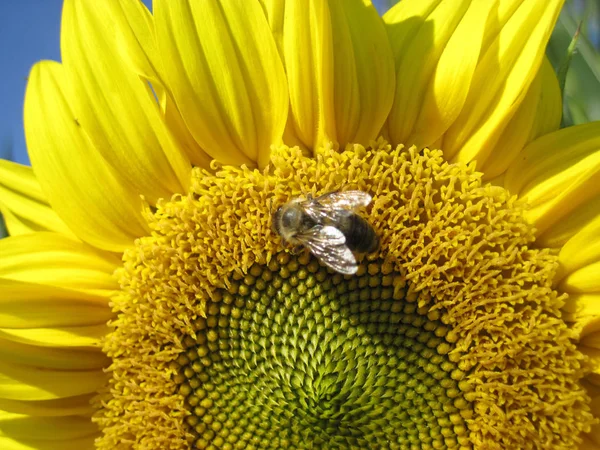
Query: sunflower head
1,0,600,450
92,142,592,449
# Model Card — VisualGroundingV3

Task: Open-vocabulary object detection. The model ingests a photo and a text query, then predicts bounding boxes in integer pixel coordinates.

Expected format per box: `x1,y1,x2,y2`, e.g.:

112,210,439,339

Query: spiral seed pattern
98,144,592,449
175,254,472,449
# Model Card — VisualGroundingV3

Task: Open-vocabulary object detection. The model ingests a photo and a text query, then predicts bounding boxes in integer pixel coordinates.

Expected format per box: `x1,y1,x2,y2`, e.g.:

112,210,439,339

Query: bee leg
290,245,304,256
299,187,314,201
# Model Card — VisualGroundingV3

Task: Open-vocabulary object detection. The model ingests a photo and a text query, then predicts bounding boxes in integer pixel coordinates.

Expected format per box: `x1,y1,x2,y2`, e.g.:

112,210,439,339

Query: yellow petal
0,208,32,239
581,346,600,375
560,263,600,294
503,122,600,238
480,57,561,180
527,56,563,142
108,0,163,86
0,361,106,401
0,338,107,371
155,0,288,168
0,233,118,296
562,293,600,342
563,293,600,316
24,61,150,252
0,161,73,237
443,0,564,165
280,0,336,150
105,0,213,169
0,279,113,329
385,0,493,148
269,0,394,150
258,0,286,57
581,435,600,450
582,332,600,350
328,0,395,146
0,435,95,450
163,96,213,170
587,428,600,448
0,411,97,440
537,197,600,249
0,395,94,417
60,0,191,201
0,325,107,350
557,217,600,284
582,379,600,397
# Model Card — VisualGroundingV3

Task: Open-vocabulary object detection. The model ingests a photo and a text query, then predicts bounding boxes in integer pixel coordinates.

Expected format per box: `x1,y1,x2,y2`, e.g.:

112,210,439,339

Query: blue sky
0,0,153,165
0,1,63,164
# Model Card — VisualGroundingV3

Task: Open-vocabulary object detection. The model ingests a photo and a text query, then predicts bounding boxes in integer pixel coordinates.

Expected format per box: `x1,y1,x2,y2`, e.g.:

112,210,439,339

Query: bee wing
302,190,372,223
298,225,358,275
316,190,372,210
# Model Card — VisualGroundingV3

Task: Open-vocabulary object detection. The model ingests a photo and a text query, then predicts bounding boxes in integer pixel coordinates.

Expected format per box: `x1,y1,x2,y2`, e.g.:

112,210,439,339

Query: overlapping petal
60,0,192,201
0,326,108,349
266,0,394,150
0,161,73,237
279,0,336,149
0,320,106,446
102,0,213,169
443,0,564,165
107,0,164,88
385,0,564,168
0,435,96,450
0,279,112,330
328,0,395,146
0,233,119,296
0,245,111,446
0,361,105,401
0,411,97,440
385,0,493,148
155,0,288,168
0,339,108,371
557,217,600,321
503,122,600,246
563,293,600,338
24,61,151,252
481,57,562,180
0,395,95,418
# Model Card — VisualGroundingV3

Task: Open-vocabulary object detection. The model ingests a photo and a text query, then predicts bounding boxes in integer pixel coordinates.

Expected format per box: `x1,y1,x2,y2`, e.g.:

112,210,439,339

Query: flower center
95,141,593,450
175,254,471,449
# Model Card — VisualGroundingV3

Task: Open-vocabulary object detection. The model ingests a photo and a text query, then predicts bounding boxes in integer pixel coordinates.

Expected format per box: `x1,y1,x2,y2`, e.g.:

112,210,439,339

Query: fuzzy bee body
330,209,379,254
273,191,379,275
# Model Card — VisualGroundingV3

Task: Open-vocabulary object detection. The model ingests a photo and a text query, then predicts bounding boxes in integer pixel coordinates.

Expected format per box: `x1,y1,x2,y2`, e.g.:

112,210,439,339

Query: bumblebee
273,190,379,275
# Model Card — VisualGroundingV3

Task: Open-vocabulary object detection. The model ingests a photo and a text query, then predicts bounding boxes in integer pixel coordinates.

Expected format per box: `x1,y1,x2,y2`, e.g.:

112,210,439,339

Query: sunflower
1,0,599,448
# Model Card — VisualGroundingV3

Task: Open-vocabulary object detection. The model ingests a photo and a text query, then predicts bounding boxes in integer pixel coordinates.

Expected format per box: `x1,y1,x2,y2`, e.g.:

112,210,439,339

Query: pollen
94,140,594,449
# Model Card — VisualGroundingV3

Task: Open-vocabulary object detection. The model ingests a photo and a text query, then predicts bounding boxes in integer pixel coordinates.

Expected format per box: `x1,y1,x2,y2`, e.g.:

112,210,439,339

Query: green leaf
548,0,600,126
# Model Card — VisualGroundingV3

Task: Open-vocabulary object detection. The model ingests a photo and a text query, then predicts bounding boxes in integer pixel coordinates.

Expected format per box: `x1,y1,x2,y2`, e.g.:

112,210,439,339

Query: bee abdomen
336,211,379,254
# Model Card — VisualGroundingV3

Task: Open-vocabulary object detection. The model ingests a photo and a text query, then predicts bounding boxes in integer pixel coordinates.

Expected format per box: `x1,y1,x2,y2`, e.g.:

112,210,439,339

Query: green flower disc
175,255,470,449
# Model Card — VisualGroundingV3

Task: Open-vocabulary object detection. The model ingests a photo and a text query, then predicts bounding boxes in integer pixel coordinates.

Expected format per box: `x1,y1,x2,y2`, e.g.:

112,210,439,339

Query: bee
272,190,379,275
